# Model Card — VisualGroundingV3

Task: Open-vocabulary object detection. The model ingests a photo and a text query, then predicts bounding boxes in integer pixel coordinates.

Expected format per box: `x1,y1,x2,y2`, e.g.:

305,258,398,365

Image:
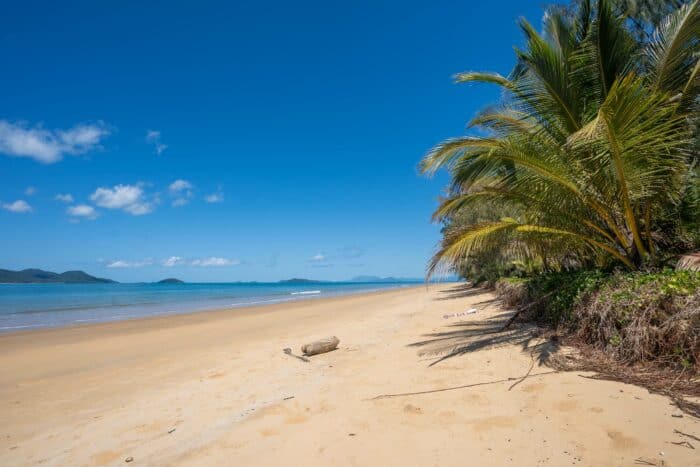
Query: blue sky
0,0,549,282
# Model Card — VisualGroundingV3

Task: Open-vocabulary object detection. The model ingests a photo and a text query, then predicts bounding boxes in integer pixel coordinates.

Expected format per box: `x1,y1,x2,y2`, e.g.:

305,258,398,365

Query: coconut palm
612,0,690,38
421,0,699,278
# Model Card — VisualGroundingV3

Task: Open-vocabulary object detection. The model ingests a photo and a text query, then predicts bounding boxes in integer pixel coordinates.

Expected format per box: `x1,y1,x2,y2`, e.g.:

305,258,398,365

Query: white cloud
204,192,224,203
0,120,110,163
24,186,37,196
169,179,194,207
90,184,153,215
146,129,167,155
169,179,192,193
191,257,239,267
309,252,333,268
2,200,32,213
162,256,184,267
55,193,74,203
106,259,153,268
67,204,98,220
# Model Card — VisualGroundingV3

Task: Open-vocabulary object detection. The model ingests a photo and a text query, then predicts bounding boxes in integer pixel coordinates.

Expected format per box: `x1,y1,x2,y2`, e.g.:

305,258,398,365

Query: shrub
494,277,528,307
494,269,700,368
574,270,700,368
521,270,607,325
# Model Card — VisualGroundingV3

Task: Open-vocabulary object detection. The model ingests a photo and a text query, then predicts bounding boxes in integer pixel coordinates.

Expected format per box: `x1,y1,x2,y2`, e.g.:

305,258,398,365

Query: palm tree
612,0,690,38
421,0,699,278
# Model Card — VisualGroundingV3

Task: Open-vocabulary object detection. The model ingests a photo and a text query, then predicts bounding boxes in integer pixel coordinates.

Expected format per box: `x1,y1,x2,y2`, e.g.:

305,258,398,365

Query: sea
0,281,418,332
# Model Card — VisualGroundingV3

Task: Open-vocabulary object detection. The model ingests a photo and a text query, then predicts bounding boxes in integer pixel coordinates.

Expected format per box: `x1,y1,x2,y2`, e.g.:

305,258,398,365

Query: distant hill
157,278,184,284
0,268,116,284
278,278,322,284
348,275,423,283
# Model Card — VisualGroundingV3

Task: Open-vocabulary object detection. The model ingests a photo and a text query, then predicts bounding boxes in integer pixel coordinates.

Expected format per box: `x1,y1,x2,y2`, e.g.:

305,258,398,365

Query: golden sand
1,285,698,466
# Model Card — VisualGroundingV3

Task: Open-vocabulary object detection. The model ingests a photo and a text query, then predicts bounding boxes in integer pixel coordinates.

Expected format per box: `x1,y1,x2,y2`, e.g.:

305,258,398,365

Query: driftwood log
301,336,340,356
677,252,700,271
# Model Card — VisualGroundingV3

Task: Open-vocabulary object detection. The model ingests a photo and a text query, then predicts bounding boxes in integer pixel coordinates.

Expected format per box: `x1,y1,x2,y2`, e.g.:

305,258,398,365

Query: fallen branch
499,289,559,331
670,440,694,449
370,370,557,400
508,348,536,391
674,429,700,442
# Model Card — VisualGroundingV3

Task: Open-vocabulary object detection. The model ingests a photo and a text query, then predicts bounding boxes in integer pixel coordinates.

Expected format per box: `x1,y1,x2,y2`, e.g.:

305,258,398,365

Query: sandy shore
1,284,698,466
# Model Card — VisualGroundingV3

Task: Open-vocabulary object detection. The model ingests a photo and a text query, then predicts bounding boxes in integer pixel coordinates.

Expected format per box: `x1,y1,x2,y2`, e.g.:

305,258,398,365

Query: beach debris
633,458,659,465
283,348,310,362
676,251,700,271
442,308,478,319
301,336,340,356
348,433,356,436
283,396,295,400
125,457,134,463
674,429,700,442
167,428,176,434
669,440,694,449
370,370,557,400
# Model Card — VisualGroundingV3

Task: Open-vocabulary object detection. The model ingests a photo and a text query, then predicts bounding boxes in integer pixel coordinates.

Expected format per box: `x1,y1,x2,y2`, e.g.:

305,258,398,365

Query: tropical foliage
613,0,692,39
421,0,700,279
495,268,700,368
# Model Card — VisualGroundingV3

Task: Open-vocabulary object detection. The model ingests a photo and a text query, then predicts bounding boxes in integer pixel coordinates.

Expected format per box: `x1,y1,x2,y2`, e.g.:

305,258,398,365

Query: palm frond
453,72,512,88
646,0,700,92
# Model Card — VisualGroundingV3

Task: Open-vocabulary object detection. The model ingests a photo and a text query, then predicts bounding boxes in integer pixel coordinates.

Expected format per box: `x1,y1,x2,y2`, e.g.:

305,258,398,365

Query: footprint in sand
403,404,423,414
554,399,578,412
606,430,640,449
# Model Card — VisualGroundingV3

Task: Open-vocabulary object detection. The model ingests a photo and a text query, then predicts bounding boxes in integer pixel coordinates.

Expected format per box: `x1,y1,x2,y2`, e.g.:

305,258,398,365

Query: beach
1,284,698,466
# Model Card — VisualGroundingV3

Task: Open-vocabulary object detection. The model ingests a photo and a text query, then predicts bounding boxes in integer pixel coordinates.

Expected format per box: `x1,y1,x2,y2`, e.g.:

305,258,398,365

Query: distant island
348,275,423,283
157,278,185,284
0,268,116,284
278,278,323,284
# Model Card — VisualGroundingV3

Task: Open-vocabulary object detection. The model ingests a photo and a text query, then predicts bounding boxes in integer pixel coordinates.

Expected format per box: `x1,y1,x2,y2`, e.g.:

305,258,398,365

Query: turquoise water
0,282,415,332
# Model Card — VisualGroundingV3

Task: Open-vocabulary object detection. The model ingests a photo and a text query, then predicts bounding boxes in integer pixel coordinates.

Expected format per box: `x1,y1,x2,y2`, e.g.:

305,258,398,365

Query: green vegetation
497,270,608,324
496,270,700,367
421,0,700,373
575,269,700,367
421,0,699,278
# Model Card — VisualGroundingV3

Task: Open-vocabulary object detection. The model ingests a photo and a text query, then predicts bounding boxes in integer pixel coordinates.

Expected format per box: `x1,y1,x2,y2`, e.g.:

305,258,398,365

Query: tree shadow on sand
433,283,488,301
410,288,558,367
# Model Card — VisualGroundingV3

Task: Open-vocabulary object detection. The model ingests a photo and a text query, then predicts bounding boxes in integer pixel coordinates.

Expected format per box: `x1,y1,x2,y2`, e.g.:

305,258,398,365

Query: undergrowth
495,269,700,369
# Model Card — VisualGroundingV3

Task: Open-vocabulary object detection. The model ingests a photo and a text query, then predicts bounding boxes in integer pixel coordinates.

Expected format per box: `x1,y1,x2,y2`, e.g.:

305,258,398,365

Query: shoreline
0,283,426,338
1,284,697,466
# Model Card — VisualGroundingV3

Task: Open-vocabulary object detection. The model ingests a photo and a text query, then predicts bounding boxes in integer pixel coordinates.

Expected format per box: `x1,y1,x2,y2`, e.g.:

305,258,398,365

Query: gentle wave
0,282,416,332
0,324,42,330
